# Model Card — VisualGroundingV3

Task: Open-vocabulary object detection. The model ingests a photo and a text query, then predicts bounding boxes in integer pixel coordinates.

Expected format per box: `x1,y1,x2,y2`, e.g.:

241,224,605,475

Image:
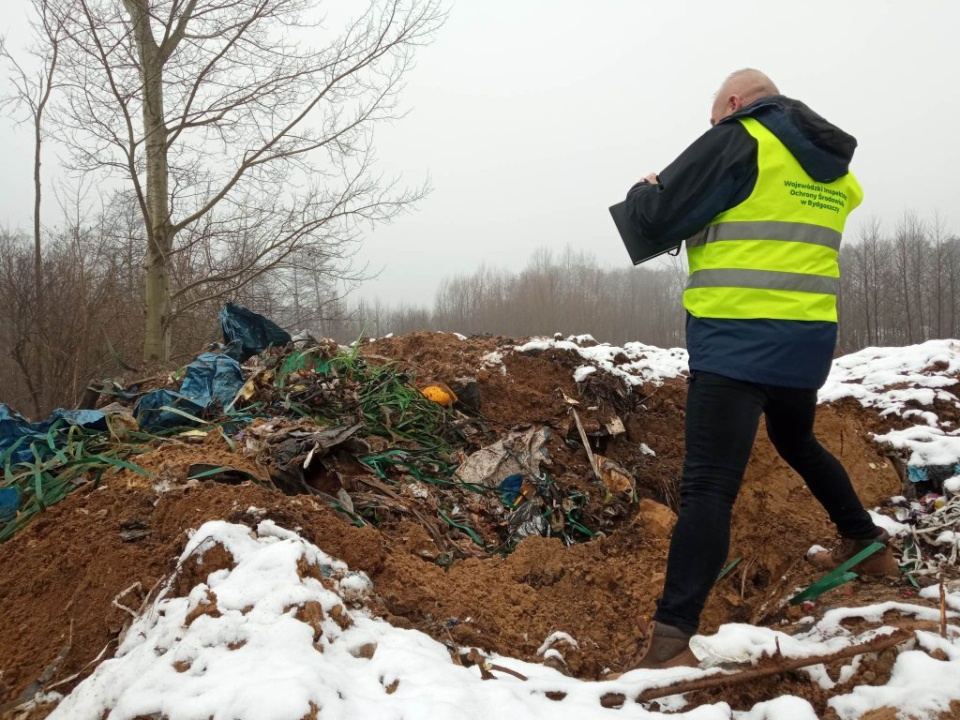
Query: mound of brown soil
0,332,923,718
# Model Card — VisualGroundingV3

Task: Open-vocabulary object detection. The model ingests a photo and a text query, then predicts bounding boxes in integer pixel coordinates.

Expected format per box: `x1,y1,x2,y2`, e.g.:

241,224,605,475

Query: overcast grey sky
2,0,957,307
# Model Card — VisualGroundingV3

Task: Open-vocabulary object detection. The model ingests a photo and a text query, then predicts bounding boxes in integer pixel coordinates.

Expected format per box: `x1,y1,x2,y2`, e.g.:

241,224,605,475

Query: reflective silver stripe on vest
686,221,842,251
685,268,839,295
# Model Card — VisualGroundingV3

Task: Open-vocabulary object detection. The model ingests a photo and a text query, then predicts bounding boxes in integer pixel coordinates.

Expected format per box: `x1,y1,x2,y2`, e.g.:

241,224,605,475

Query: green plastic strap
45,421,70,465
283,401,312,419
438,509,487,550
85,455,157,478
220,429,237,452
718,556,743,581
0,436,30,468
30,445,46,509
330,502,367,528
423,476,492,495
565,516,596,538
790,570,859,605
186,465,235,480
158,405,206,425
789,541,885,605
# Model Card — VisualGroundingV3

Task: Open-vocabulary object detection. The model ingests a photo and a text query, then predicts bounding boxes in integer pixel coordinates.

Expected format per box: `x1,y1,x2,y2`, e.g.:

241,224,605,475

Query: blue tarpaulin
133,389,205,432
181,352,245,407
0,487,19,521
907,463,960,484
134,352,245,431
0,404,108,466
220,302,291,362
3,304,276,455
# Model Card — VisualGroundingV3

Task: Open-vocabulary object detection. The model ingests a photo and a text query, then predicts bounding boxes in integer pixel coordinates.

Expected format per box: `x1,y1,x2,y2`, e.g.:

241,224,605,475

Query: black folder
609,200,682,266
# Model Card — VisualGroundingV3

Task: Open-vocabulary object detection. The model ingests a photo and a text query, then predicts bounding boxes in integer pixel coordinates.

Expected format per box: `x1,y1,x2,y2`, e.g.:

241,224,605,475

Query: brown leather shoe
807,527,898,577
621,620,698,672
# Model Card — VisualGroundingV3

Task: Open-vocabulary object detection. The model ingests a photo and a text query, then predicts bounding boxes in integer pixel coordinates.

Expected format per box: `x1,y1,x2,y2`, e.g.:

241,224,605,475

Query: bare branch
22,0,444,361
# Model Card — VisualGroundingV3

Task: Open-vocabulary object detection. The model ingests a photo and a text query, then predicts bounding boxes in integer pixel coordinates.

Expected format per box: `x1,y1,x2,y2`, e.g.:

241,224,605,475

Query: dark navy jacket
625,96,859,389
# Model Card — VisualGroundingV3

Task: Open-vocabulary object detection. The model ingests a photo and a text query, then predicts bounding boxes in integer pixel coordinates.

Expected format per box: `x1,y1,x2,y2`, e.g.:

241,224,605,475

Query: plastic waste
134,352,244,431
134,389,205,431
220,302,292,362
181,352,245,409
919,492,946,512
421,384,457,407
0,487,19,522
498,473,524,506
0,403,107,465
907,463,960,486
455,427,551,488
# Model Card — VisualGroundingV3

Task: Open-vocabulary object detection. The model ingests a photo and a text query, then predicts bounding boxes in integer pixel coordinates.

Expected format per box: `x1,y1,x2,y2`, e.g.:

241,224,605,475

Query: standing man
622,69,897,671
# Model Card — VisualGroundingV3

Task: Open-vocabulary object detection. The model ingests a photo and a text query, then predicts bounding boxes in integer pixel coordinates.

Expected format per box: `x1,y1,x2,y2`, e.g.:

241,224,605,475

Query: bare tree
839,217,884,349
38,0,443,362
1,1,66,415
0,1,64,302
948,234,960,338
929,210,951,338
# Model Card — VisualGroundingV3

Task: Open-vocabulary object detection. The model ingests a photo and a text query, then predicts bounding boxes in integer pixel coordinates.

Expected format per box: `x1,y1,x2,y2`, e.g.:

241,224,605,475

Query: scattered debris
5,329,960,718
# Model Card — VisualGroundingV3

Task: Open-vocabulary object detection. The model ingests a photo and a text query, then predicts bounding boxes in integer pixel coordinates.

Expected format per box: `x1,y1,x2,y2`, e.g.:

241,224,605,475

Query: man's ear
729,94,743,113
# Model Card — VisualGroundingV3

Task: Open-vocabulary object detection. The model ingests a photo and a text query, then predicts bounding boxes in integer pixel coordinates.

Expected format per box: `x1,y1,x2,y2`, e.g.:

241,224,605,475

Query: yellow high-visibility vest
683,117,863,322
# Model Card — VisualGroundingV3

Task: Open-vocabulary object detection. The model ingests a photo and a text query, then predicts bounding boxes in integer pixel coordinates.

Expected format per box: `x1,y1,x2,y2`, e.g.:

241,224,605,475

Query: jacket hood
721,95,858,183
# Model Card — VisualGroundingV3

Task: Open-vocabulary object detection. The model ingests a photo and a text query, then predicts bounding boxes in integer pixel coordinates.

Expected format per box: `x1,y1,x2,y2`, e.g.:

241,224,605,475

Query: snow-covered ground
821,340,960,469
41,338,960,720
44,519,960,720
514,335,689,388
515,336,960,473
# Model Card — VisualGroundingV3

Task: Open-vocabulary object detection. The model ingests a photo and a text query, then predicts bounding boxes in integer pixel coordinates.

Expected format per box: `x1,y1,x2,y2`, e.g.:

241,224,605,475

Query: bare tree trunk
32,123,44,301
1,9,63,412
124,0,174,362
28,74,47,414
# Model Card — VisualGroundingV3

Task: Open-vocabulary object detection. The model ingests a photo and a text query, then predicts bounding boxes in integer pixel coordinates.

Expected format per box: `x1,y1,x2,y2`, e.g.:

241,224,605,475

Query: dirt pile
0,331,944,718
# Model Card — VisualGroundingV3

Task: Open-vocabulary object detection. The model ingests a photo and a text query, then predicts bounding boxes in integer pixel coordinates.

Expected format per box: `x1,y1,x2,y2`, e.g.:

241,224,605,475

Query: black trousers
652,370,876,635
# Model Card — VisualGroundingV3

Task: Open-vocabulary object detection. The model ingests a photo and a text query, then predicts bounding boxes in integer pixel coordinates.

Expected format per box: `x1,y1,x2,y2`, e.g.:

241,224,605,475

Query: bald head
710,69,780,126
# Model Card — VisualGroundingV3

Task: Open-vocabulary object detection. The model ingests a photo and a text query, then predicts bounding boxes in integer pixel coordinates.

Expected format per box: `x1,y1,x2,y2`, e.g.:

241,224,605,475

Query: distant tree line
335,246,688,347
1,213,957,417
836,212,960,351
336,213,960,356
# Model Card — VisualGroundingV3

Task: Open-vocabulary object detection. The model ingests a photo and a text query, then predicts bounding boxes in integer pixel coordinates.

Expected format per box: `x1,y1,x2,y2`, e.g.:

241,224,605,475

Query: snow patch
573,365,597,382
515,337,688,387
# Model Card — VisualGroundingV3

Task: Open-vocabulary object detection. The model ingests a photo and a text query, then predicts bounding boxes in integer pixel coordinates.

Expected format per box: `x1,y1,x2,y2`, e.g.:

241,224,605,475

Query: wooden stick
355,475,453,554
488,663,529,681
570,408,601,482
633,630,911,703
940,574,948,639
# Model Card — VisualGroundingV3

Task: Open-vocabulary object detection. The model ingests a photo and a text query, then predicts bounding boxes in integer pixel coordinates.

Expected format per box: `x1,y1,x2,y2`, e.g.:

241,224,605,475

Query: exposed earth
0,332,955,719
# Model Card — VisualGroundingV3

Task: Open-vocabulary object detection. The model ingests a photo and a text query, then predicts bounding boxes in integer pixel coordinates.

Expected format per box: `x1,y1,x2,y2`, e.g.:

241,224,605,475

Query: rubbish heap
0,305,640,557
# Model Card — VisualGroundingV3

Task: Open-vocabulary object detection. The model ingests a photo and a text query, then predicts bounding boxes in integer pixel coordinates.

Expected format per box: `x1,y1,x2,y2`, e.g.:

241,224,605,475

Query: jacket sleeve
626,121,759,245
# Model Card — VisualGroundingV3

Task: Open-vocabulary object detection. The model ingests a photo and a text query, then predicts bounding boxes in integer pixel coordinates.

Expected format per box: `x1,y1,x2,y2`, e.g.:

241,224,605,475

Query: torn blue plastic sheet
135,353,244,431
0,404,108,466
0,487,19,522
181,352,244,408
220,302,291,362
907,463,960,484
498,474,524,505
134,390,206,432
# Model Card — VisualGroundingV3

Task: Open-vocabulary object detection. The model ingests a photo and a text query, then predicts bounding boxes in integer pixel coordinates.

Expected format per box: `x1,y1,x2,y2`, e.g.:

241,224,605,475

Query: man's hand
640,173,659,185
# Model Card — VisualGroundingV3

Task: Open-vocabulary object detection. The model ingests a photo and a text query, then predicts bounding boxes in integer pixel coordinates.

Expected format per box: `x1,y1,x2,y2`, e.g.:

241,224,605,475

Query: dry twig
633,630,912,703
